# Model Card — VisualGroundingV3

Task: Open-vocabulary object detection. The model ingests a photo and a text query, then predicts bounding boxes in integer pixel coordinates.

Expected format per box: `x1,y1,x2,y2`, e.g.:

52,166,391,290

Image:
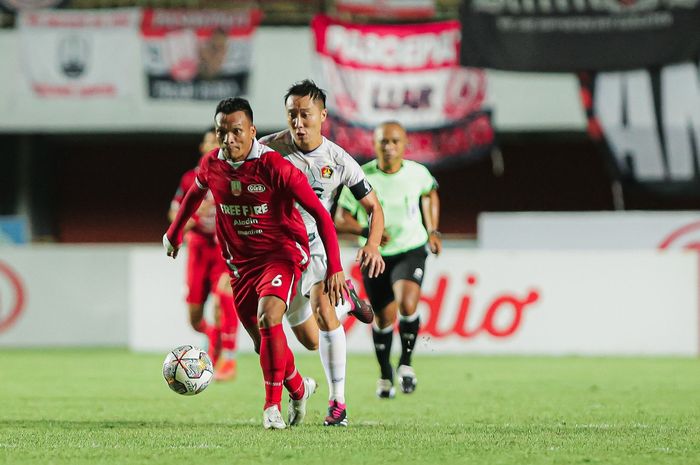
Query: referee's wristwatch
428,229,442,238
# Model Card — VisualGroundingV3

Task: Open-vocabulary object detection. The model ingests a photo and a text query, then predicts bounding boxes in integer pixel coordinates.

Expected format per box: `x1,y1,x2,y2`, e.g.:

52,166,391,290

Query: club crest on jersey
230,180,242,196
321,166,333,179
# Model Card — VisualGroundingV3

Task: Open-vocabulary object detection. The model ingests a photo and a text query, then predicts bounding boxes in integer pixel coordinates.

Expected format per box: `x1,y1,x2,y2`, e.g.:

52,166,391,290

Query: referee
335,121,441,399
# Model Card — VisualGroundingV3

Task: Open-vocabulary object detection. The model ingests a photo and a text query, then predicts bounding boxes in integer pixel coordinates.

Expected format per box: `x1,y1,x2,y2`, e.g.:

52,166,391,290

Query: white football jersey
259,129,372,237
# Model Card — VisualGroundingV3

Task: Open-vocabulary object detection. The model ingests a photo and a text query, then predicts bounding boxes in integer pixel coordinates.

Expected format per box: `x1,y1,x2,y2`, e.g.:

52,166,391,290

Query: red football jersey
188,140,342,274
171,167,216,240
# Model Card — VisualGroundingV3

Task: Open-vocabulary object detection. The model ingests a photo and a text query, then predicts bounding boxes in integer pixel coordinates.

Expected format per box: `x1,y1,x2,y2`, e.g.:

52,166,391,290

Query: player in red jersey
168,128,239,381
164,97,349,429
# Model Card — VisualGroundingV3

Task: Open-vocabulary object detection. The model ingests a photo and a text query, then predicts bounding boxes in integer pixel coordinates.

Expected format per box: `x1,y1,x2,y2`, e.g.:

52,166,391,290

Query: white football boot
376,378,396,399
288,377,317,426
397,365,417,394
263,405,286,430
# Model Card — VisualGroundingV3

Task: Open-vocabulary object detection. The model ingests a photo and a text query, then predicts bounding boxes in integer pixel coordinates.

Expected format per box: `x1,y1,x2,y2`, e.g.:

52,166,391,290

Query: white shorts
284,234,327,327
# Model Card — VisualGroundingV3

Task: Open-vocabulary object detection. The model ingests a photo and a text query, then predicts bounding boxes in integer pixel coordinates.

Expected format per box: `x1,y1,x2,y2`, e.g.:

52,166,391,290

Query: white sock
334,300,352,319
319,326,347,404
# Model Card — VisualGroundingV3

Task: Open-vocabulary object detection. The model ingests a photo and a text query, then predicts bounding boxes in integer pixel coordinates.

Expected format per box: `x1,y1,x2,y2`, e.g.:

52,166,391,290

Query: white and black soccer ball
162,345,214,396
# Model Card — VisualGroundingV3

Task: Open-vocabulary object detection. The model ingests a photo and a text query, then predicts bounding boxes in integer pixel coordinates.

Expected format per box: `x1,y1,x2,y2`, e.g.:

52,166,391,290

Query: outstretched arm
164,182,208,259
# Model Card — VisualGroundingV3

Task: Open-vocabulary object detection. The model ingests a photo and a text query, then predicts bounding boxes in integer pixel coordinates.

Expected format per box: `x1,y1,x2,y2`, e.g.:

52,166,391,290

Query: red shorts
185,235,227,305
229,260,302,329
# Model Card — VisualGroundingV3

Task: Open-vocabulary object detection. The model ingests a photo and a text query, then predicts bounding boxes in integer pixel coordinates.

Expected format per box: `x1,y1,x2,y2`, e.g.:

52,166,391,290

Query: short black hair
215,97,253,123
284,79,326,109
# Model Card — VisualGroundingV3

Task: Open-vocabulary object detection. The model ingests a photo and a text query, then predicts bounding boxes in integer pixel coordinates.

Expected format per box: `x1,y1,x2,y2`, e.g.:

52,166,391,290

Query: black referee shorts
361,244,428,313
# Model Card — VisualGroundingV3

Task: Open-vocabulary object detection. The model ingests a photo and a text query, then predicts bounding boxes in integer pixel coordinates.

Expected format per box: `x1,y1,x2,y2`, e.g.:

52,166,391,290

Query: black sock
372,327,394,381
398,316,420,367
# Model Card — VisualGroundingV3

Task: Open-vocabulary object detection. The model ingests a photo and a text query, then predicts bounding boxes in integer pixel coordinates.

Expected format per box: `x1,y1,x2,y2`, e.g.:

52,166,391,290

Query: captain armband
349,179,373,200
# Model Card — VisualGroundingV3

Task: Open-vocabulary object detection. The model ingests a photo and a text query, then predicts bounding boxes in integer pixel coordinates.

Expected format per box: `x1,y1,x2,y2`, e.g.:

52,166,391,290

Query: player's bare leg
289,294,319,350
373,300,398,398
393,279,421,394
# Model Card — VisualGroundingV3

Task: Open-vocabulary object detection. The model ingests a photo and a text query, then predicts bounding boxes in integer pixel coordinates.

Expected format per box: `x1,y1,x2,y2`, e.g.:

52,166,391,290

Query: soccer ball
162,345,214,396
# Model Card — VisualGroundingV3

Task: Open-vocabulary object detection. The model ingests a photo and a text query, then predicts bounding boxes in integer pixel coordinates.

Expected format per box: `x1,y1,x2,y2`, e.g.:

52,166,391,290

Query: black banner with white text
579,59,700,194
460,0,700,72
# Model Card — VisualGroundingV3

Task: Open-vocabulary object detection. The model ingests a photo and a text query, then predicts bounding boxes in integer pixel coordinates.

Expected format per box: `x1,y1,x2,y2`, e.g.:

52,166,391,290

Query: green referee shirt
338,159,437,257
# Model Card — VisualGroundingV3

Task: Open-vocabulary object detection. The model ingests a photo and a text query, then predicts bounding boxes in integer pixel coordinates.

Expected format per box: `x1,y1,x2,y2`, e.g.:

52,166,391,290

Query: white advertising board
130,247,699,356
1,246,696,355
0,246,128,346
478,211,700,250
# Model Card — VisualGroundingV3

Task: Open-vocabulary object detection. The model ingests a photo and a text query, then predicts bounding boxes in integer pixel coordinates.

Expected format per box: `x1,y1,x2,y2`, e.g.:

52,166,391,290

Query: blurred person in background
335,121,442,399
168,127,239,381
165,97,349,429
260,79,385,426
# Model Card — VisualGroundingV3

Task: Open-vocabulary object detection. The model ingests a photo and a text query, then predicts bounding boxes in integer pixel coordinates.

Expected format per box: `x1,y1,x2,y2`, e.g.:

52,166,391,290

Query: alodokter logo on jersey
0,261,26,333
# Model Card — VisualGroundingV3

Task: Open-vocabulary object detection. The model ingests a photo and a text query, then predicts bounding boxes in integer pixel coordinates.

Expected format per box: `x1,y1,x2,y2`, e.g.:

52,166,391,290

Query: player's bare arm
164,182,208,259
356,191,385,278
421,189,442,256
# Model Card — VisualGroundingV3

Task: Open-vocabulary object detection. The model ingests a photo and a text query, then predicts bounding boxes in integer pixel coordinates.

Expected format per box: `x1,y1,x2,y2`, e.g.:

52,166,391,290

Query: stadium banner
17,9,138,98
335,0,435,19
0,248,129,346
140,8,261,101
579,59,700,193
311,14,494,165
0,0,67,13
478,211,700,250
458,0,700,72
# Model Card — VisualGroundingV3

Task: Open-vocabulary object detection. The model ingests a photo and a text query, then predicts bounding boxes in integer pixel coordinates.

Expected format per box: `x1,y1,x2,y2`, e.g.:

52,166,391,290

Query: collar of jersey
217,139,265,169
290,132,325,156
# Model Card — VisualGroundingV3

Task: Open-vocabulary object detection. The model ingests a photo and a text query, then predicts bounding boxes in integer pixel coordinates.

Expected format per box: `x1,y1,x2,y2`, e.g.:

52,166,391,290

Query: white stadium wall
0,244,697,355
478,211,700,250
0,28,585,132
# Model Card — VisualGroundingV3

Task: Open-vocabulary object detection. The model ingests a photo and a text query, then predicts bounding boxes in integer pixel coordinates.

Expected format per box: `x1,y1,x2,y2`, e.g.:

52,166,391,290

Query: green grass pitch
1,349,698,465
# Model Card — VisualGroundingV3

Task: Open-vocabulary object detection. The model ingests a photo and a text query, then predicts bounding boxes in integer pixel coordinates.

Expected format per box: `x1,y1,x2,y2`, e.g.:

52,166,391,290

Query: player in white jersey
259,79,385,426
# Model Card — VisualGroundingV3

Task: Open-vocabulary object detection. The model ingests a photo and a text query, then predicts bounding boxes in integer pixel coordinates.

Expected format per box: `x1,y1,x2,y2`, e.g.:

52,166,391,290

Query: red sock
218,292,239,355
194,319,221,365
207,325,221,366
259,324,288,410
284,345,305,400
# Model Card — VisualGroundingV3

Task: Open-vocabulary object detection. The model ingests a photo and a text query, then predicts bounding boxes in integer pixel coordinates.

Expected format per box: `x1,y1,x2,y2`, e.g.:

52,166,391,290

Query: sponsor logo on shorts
247,184,266,193
413,268,423,280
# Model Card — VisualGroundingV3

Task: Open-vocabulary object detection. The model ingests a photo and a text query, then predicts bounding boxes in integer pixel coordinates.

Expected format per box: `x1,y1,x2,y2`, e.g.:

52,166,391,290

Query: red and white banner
335,0,435,19
141,9,261,101
311,14,494,164
18,9,138,98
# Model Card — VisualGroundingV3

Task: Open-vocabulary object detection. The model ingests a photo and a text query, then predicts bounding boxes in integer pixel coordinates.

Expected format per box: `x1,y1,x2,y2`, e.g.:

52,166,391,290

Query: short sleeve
418,164,438,195
337,186,359,216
